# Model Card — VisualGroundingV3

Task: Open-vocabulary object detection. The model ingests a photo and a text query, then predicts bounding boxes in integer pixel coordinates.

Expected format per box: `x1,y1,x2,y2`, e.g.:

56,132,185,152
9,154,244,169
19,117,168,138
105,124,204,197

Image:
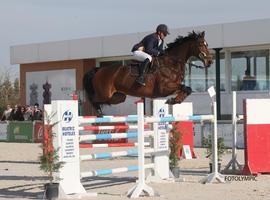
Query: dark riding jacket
132,33,164,56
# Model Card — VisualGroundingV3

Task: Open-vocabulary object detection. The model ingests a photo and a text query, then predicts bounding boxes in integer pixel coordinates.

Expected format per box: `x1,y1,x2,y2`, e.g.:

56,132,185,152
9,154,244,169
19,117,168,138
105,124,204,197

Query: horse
83,31,213,115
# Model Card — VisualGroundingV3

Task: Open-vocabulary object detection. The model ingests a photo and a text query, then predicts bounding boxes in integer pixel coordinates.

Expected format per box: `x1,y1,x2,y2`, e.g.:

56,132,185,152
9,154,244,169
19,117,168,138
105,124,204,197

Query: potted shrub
39,112,64,200
169,122,183,178
203,135,229,172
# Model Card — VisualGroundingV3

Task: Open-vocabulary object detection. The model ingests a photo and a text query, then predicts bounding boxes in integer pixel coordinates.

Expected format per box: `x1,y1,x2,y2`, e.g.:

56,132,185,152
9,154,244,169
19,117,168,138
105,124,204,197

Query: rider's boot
136,58,150,86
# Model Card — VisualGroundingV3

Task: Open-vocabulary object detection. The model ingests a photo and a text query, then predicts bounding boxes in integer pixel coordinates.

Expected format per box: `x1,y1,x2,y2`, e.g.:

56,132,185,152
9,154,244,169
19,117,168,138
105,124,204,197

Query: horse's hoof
96,109,103,117
165,98,175,105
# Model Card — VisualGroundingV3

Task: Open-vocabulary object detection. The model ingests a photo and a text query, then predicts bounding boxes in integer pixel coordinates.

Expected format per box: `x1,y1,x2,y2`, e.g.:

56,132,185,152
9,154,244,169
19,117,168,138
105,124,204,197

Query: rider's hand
158,50,165,56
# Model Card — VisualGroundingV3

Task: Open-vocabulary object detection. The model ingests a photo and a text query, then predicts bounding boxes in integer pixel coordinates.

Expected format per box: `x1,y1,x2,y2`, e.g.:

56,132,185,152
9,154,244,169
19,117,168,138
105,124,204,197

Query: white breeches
132,51,152,62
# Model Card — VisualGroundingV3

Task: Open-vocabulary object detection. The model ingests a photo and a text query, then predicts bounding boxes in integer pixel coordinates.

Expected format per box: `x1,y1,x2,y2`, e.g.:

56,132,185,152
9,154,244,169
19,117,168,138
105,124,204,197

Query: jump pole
224,91,242,171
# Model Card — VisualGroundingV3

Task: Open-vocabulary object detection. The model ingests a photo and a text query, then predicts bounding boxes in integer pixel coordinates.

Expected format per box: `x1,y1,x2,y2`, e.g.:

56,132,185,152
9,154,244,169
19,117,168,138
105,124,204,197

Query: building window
184,53,225,92
231,50,270,91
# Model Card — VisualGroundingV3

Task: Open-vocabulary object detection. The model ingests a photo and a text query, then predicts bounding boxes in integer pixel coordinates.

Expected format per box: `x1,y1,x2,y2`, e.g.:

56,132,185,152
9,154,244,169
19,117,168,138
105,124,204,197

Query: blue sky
1,0,270,80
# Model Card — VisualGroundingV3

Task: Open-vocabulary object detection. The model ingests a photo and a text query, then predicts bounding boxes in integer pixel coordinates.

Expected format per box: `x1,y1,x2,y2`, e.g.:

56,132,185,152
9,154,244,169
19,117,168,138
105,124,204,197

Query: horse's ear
201,31,205,37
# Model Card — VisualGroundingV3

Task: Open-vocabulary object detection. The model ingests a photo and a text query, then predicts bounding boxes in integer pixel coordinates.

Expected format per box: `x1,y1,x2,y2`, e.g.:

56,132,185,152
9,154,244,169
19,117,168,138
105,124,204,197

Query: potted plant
203,135,229,172
39,112,64,200
169,122,183,178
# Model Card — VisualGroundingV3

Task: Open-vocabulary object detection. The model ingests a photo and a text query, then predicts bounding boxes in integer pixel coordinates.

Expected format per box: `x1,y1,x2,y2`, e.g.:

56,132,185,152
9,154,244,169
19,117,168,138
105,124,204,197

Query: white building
10,18,270,118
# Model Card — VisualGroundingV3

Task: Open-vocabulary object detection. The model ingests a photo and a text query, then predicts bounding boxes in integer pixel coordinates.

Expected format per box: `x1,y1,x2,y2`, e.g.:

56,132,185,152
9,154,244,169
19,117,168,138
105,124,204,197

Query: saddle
128,60,155,77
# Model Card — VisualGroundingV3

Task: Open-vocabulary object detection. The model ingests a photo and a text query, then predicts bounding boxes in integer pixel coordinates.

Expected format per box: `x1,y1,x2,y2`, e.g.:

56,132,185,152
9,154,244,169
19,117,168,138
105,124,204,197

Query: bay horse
83,31,213,114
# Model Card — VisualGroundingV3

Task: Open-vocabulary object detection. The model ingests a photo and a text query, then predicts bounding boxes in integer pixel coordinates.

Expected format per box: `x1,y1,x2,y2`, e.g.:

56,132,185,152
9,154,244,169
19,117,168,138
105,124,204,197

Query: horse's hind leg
166,85,192,104
107,92,127,104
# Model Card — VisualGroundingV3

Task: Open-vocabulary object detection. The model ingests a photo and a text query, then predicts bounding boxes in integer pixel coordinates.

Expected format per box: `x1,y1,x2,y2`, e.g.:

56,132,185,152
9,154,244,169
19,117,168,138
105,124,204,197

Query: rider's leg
136,58,150,86
132,51,152,86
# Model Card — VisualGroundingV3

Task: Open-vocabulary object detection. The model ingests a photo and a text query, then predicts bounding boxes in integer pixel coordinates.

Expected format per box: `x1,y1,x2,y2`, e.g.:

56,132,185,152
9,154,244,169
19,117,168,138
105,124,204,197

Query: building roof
10,18,270,64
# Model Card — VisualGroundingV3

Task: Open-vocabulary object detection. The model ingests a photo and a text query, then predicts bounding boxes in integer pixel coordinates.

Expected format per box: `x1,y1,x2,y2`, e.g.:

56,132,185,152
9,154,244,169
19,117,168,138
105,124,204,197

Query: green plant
169,122,184,169
39,112,64,184
203,135,229,163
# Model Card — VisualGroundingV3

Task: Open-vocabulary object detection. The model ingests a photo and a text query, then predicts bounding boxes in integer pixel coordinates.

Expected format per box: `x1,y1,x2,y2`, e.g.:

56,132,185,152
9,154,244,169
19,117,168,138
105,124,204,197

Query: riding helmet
156,24,170,35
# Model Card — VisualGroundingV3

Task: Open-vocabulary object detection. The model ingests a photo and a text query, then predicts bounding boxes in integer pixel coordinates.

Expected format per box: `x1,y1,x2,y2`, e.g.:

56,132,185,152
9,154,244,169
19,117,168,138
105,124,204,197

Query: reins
186,61,205,69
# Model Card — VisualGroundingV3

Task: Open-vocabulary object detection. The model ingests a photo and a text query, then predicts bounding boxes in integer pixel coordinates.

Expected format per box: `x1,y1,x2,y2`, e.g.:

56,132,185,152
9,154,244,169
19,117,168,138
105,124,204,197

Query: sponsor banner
0,122,8,141
8,121,33,143
34,121,44,143
61,110,76,161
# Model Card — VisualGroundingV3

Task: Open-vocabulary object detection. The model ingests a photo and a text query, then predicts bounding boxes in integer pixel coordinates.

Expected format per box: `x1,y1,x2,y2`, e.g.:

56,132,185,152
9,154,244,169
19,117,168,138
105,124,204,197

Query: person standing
23,105,33,121
1,105,13,121
32,103,43,121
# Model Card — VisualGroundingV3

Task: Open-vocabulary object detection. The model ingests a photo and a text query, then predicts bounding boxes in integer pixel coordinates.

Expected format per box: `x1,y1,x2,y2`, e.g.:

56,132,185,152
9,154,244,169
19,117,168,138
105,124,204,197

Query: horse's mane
166,31,204,51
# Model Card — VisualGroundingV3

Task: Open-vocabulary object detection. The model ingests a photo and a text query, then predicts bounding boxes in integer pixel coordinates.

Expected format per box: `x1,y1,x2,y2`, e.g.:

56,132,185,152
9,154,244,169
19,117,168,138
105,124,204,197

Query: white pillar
127,101,155,198
201,101,224,183
51,100,86,196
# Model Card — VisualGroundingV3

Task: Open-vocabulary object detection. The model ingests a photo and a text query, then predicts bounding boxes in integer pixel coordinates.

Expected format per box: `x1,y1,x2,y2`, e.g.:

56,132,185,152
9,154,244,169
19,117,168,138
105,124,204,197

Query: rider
131,24,169,86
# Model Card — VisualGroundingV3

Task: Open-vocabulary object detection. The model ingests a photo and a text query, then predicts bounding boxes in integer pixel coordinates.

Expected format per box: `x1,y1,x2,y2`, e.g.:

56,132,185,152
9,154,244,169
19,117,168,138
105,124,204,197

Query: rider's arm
144,35,161,56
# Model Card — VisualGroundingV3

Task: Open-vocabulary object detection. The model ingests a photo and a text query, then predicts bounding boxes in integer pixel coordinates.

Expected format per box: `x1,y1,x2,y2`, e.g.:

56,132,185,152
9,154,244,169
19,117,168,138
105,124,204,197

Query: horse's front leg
165,84,192,104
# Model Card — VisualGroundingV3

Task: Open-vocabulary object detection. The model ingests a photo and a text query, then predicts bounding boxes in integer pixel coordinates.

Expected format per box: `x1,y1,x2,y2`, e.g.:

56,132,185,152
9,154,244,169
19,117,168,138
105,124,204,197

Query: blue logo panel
62,110,73,123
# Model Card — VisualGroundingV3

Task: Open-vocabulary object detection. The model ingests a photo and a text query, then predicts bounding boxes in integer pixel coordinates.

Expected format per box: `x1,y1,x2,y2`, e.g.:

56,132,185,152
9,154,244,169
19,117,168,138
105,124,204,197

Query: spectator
10,105,24,121
23,105,33,121
1,104,13,121
32,103,43,121
10,105,19,120
18,106,25,121
241,70,256,90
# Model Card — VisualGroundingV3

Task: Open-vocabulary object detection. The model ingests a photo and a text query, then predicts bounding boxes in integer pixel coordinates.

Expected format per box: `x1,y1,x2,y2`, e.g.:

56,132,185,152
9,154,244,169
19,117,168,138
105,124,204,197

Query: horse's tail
83,68,97,106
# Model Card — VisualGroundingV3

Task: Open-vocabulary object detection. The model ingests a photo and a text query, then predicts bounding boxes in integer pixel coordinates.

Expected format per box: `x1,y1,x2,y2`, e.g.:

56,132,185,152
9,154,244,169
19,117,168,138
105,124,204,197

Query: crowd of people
1,103,43,121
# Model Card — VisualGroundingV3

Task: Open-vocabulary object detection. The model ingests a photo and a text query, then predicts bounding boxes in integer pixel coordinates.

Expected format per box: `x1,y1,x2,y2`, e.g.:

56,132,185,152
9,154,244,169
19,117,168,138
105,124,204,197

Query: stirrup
136,76,146,86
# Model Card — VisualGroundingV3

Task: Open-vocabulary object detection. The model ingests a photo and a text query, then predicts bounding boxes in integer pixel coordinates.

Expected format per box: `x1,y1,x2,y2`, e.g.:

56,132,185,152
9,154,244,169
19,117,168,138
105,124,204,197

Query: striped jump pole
80,149,138,161
79,132,137,141
79,142,150,149
145,114,214,123
79,124,150,131
78,116,138,124
79,131,154,142
80,148,158,161
81,165,139,178
81,163,155,178
80,115,214,125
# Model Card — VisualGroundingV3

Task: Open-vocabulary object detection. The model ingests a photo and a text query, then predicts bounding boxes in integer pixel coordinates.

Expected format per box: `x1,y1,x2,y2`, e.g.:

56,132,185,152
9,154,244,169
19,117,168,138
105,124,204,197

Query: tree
0,73,20,115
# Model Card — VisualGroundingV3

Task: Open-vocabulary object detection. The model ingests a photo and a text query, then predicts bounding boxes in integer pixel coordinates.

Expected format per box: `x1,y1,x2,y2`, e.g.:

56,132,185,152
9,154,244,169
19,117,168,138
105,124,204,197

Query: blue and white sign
61,109,76,160
152,99,170,180
153,100,169,151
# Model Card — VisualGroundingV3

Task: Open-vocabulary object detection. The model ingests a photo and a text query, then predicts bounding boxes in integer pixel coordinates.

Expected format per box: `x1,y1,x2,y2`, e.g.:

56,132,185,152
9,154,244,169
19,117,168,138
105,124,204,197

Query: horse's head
166,31,213,68
190,31,212,67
